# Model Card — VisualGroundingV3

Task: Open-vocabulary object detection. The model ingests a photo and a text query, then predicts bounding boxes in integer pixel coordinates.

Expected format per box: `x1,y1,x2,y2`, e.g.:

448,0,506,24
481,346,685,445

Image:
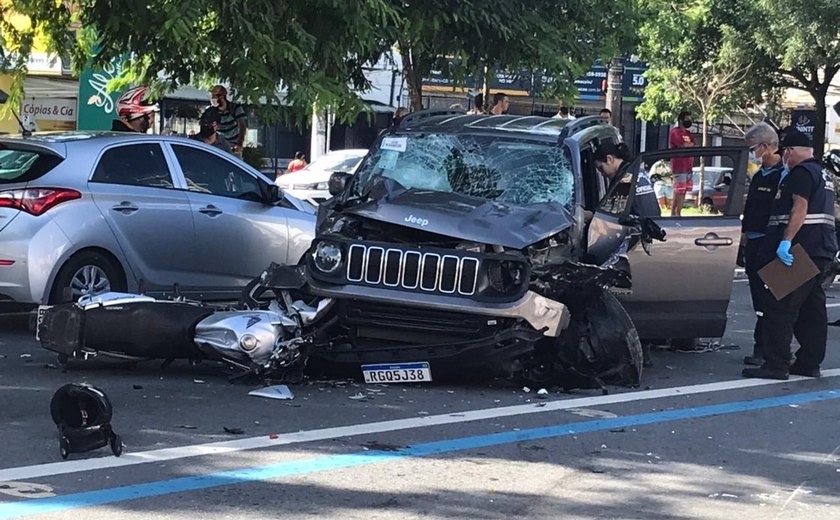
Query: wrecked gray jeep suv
294,112,689,389
293,111,750,388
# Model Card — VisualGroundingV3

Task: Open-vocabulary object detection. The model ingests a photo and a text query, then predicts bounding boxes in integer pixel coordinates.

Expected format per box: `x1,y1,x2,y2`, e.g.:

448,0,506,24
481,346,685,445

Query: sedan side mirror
264,183,283,204
329,172,353,197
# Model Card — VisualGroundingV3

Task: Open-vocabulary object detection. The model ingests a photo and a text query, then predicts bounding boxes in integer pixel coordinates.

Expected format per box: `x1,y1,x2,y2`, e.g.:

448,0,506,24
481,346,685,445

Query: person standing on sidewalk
210,85,248,156
669,111,696,217
743,129,838,380
741,123,785,366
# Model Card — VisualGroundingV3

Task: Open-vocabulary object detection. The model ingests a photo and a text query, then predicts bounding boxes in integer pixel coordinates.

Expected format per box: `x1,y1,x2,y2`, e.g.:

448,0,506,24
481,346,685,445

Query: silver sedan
0,132,315,304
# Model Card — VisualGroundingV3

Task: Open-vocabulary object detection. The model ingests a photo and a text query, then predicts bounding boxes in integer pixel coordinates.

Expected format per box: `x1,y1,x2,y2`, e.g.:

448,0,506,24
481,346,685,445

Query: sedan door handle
695,233,733,247
199,205,223,216
111,202,139,214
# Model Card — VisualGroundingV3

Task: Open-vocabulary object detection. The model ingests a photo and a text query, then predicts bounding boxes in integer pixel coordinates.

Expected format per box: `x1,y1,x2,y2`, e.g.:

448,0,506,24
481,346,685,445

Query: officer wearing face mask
739,123,785,367
742,128,838,380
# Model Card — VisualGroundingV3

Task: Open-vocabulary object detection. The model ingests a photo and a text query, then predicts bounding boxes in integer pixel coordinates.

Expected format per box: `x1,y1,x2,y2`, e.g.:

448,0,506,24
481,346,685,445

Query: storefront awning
23,76,78,99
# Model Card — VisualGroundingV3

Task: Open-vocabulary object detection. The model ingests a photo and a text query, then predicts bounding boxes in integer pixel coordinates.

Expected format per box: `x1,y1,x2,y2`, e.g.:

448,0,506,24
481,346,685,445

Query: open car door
587,146,749,341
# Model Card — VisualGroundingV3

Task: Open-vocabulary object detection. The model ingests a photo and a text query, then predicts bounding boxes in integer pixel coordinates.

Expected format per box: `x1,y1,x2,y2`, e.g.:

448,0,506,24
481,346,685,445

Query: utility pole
606,57,624,129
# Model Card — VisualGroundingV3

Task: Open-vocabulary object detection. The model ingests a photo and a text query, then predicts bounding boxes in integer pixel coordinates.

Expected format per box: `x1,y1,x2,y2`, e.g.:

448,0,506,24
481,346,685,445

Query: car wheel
50,252,126,304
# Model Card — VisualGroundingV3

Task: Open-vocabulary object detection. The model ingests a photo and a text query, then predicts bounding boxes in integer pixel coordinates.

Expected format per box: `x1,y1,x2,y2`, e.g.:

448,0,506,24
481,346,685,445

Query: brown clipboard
757,243,820,301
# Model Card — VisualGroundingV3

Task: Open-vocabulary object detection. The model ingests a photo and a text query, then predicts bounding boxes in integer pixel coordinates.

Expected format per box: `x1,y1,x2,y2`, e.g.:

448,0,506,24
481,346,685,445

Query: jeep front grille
346,244,479,296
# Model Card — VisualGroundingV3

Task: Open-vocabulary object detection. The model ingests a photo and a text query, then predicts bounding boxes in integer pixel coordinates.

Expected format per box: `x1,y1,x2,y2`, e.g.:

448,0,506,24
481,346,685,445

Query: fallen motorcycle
36,267,328,382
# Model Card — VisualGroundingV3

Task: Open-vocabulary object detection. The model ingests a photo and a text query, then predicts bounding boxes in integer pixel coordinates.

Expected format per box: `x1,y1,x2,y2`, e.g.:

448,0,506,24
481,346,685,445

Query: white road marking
827,303,840,308
2,370,839,483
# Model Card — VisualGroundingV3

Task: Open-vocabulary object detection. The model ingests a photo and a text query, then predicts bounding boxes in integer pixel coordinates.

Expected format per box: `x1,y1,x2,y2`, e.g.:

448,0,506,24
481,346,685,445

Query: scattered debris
193,379,205,384
417,411,429,416
348,392,368,400
132,384,143,390
177,425,198,430
248,385,294,400
361,441,404,452
269,434,279,440
43,363,57,370
223,427,245,435
609,428,626,433
20,354,31,358
708,493,739,499
569,408,618,419
522,386,531,393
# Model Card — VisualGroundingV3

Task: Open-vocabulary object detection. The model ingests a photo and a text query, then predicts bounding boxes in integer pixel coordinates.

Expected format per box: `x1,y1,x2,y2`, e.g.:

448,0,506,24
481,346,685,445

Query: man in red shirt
669,110,696,216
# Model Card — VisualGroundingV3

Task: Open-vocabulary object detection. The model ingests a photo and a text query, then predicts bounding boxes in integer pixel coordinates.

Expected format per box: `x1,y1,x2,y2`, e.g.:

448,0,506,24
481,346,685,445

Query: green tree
636,0,759,204
392,0,638,112
739,0,840,156
3,0,397,124
636,0,756,145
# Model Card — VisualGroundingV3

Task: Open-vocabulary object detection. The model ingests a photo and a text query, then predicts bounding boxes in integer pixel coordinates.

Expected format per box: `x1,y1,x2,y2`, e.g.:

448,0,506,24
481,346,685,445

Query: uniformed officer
742,128,839,380
593,142,662,217
741,123,785,366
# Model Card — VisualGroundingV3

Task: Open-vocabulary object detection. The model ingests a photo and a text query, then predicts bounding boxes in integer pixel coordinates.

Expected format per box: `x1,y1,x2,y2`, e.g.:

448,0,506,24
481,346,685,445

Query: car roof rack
397,108,466,128
557,115,609,143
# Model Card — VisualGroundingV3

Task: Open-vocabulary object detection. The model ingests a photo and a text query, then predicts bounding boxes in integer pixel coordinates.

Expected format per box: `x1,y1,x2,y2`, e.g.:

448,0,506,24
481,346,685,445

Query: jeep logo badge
404,214,429,227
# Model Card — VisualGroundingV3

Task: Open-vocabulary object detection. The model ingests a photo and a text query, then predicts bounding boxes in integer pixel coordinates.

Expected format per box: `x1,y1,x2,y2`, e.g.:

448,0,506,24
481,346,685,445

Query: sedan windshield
354,133,575,209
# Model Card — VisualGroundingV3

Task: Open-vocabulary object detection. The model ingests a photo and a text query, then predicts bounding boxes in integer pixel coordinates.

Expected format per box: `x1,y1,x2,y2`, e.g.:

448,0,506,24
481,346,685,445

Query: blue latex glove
776,240,794,266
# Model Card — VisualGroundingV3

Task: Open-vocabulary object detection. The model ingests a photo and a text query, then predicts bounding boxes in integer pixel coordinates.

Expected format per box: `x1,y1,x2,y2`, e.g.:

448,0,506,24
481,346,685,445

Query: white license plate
361,362,432,384
34,305,52,341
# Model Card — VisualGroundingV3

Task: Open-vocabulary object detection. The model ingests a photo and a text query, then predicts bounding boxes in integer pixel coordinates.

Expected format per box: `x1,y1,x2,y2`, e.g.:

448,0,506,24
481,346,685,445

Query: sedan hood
344,178,572,249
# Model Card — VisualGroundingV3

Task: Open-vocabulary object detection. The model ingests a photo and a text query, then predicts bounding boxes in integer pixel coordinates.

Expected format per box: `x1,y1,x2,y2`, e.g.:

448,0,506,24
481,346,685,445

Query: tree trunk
812,90,827,157
399,43,424,111
698,117,708,209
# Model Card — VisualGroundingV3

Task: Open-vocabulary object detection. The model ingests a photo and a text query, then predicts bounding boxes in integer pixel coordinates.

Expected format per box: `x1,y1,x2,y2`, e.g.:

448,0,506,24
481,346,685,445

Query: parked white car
275,149,367,206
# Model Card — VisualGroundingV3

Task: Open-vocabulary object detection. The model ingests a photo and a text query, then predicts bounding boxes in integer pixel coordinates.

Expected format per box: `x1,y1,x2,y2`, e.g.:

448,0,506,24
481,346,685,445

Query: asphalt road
1,279,839,520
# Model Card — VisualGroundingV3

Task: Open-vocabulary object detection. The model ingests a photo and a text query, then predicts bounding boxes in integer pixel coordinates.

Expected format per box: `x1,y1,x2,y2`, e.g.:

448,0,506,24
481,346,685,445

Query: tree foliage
3,0,397,124
393,0,639,111
737,0,840,155
638,0,840,156
635,0,757,137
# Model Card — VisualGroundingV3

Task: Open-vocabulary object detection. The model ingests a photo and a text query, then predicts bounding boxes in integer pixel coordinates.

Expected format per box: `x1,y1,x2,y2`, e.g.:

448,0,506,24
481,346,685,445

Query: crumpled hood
342,178,572,249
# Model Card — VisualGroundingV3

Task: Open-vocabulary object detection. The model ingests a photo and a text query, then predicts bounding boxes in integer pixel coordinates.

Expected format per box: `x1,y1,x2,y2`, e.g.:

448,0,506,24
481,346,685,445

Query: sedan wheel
69,265,112,300
50,251,125,304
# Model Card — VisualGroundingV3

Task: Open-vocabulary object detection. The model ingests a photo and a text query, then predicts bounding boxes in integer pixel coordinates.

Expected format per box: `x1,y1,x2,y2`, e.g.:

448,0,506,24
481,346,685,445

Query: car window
172,145,262,201
92,144,173,188
640,150,745,218
0,147,63,184
355,134,575,210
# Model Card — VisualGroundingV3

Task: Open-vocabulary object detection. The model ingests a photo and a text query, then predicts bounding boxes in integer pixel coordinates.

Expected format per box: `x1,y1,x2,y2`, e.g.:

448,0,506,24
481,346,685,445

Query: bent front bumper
306,277,570,336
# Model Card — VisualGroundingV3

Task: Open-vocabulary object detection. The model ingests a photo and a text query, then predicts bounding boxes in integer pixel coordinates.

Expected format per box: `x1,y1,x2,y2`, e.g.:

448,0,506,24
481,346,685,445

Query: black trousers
743,239,765,357
758,258,832,371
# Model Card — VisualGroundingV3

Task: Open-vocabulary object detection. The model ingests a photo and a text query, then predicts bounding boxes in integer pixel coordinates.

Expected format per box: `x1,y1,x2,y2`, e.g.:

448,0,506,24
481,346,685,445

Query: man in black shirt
743,129,838,380
740,123,784,366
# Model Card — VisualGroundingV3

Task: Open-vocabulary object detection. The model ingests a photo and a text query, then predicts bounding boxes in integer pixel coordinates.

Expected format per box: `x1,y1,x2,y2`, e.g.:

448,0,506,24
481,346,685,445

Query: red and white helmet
117,86,159,119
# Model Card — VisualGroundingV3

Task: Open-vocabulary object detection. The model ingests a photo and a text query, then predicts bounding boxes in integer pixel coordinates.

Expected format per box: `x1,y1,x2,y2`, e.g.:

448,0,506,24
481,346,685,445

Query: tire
50,251,125,304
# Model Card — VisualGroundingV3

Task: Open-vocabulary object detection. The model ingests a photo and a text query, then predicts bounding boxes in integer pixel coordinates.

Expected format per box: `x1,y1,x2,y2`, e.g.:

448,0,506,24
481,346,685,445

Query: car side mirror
329,172,352,196
264,183,283,204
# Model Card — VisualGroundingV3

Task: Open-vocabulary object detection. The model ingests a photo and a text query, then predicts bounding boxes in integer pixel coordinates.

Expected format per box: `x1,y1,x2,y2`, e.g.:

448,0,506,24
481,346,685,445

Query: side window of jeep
580,139,611,210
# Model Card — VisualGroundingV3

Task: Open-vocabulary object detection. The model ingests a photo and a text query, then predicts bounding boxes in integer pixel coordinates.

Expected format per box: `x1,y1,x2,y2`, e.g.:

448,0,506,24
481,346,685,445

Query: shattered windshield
354,133,575,209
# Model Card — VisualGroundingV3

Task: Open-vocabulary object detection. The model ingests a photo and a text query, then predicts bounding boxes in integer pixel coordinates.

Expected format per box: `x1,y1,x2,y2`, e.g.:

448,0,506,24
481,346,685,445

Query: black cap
776,128,812,153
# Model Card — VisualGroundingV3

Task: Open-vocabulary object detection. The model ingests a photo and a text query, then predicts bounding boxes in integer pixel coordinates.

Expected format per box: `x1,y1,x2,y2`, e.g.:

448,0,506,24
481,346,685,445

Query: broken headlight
313,241,343,273
481,259,529,300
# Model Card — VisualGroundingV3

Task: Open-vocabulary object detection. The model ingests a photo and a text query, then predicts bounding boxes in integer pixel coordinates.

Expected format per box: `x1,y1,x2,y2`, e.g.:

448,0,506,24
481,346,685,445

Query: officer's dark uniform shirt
742,161,784,239
628,172,661,217
766,158,838,260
